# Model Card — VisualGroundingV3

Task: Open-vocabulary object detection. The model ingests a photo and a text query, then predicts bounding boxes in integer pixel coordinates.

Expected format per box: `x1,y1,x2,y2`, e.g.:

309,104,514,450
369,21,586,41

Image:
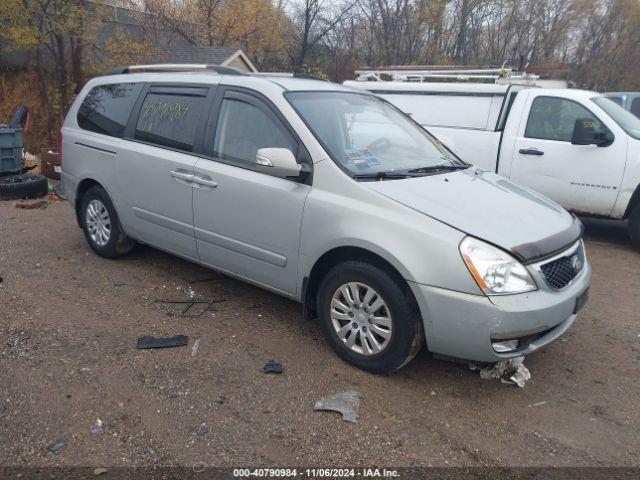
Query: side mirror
571,118,614,147
256,148,301,178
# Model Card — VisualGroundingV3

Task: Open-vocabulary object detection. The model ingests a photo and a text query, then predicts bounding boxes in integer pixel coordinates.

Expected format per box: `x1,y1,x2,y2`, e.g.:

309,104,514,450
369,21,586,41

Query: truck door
508,92,627,216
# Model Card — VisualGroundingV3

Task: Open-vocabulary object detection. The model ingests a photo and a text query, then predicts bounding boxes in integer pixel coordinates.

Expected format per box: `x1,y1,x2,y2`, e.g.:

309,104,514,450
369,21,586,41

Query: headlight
459,237,537,295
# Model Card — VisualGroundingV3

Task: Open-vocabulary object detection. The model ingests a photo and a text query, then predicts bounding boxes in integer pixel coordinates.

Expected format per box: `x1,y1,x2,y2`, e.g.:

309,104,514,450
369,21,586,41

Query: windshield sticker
343,147,381,169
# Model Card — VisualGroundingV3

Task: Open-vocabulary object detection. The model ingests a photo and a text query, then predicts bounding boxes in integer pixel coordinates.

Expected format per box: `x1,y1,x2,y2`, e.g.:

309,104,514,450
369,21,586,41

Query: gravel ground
0,200,639,468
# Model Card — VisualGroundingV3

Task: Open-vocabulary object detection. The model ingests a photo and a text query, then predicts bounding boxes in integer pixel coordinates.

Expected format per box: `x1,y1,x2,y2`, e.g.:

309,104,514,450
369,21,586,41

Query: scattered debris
189,276,217,284
478,357,531,388
137,335,189,349
195,425,208,437
263,360,283,374
47,438,67,453
93,467,108,476
90,418,103,434
529,401,548,408
314,391,361,423
14,198,48,209
191,338,200,358
152,299,223,317
193,462,207,473
52,184,66,200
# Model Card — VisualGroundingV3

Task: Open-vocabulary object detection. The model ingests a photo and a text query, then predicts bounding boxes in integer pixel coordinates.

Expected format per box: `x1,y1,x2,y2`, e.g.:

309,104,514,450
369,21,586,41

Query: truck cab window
631,98,640,119
525,97,604,142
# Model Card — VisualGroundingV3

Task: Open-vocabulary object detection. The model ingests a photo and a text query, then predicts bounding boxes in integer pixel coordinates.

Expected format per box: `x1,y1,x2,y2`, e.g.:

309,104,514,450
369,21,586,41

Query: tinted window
607,96,623,106
77,83,142,137
287,91,461,176
213,97,296,168
525,97,604,142
593,96,640,140
631,98,640,119
135,88,208,152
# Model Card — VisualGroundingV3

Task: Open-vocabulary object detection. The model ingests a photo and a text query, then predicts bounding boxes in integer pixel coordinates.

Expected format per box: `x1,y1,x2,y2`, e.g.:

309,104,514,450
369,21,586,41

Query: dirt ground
0,199,639,469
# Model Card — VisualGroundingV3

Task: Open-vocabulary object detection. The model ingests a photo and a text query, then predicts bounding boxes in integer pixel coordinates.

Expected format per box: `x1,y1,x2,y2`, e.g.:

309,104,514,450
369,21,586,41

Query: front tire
317,261,424,374
629,205,640,252
80,186,135,258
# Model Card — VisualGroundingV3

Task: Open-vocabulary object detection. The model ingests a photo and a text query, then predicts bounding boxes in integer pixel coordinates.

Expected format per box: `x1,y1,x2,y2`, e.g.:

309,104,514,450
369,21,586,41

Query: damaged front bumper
408,260,591,363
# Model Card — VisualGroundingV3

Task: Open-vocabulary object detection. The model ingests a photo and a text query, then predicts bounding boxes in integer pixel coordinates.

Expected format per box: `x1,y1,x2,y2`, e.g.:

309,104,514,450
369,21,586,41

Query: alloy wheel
330,282,393,355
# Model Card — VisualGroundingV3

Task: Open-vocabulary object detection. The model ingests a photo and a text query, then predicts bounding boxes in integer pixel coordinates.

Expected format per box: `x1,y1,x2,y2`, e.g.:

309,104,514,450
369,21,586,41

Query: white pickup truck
343,80,640,249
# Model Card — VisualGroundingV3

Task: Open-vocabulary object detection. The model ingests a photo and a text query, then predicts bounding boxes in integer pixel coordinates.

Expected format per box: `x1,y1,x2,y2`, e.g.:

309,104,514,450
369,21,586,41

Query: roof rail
106,64,249,76
251,72,329,82
292,72,328,82
354,66,539,84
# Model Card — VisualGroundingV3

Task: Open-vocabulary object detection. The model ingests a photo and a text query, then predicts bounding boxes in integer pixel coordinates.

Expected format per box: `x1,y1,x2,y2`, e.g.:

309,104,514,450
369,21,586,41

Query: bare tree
288,0,358,69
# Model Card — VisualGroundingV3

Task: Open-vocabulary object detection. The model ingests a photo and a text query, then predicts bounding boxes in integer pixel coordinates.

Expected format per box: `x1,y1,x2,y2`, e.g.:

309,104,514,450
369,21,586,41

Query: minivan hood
364,168,580,263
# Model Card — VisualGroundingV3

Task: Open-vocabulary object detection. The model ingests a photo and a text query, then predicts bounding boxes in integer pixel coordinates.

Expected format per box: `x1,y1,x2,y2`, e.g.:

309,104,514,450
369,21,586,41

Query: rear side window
77,83,143,137
525,96,604,142
135,87,208,152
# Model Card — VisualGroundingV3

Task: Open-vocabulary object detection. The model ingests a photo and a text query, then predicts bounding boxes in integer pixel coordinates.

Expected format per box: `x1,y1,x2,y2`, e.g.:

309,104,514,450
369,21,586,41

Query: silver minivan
61,65,591,373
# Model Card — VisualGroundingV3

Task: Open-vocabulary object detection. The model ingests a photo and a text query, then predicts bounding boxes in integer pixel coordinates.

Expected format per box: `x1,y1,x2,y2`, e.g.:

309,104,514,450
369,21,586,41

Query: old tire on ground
80,185,135,258
0,174,48,200
629,205,640,252
317,261,424,374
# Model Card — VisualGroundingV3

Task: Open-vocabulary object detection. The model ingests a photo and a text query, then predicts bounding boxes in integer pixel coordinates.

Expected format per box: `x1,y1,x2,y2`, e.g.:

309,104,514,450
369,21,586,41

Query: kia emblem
571,254,582,272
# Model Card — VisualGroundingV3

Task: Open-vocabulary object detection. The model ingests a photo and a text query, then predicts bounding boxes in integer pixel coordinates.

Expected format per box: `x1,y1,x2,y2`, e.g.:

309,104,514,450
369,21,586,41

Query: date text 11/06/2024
232,469,400,478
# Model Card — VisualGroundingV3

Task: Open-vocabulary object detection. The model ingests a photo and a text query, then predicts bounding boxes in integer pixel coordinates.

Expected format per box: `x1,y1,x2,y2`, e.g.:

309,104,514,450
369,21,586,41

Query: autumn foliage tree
0,0,155,145
143,0,290,70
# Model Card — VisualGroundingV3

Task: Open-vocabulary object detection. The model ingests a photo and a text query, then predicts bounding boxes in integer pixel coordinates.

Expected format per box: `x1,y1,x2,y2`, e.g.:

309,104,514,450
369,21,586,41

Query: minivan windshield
286,91,466,178
593,96,640,140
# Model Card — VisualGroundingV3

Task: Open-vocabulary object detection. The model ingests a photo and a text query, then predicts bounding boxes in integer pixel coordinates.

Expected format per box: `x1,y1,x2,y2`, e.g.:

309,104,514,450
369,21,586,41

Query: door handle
519,148,544,156
170,170,195,182
193,174,218,188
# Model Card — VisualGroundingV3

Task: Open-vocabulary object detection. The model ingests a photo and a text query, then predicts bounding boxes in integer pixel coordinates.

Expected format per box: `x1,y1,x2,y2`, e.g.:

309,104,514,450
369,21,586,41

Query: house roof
158,45,257,72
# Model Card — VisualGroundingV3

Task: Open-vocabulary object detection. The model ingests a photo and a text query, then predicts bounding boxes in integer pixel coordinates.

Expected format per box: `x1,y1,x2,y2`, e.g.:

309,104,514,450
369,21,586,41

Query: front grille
540,242,585,289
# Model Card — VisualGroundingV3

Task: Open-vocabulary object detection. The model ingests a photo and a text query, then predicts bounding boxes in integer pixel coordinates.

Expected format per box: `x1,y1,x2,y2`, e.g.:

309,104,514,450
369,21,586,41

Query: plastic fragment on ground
136,335,188,349
263,360,283,374
47,438,67,453
478,357,531,388
314,391,361,423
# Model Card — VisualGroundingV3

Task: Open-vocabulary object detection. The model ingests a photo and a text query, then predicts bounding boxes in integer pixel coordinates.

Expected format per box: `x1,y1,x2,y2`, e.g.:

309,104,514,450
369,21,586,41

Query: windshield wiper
352,171,415,181
406,164,469,174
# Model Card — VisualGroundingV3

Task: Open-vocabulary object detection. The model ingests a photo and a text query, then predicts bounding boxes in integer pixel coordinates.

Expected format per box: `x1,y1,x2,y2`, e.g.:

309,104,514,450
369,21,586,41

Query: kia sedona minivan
61,65,591,373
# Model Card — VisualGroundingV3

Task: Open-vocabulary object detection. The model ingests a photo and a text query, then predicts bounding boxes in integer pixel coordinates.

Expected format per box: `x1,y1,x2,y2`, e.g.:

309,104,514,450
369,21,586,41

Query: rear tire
629,205,640,252
80,185,135,258
0,174,48,200
317,261,424,374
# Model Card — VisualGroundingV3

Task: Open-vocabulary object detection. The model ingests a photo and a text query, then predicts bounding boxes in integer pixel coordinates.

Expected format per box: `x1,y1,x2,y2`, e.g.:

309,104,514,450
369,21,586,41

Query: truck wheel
629,205,640,252
0,174,48,200
316,261,424,374
80,185,135,258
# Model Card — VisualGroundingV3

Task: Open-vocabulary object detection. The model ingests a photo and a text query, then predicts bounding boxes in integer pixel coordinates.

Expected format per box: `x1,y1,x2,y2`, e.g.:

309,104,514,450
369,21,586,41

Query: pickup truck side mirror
571,118,614,147
256,147,302,178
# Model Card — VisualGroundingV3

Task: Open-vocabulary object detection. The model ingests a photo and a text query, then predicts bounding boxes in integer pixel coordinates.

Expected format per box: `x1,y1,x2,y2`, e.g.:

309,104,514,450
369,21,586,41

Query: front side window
77,83,143,137
213,97,296,168
135,87,208,152
525,96,604,142
593,96,640,140
286,91,463,177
